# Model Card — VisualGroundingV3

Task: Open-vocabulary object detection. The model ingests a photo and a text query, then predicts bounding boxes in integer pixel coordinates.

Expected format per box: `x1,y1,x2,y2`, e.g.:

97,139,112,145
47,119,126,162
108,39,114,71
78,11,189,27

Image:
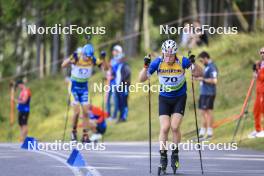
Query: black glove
189,55,195,63
144,55,151,68
100,51,106,60
70,52,79,63
253,64,257,71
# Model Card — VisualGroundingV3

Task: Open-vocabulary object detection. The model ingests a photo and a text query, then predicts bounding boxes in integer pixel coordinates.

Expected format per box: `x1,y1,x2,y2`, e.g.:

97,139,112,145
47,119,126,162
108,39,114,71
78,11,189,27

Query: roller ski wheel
158,165,166,175
158,150,168,175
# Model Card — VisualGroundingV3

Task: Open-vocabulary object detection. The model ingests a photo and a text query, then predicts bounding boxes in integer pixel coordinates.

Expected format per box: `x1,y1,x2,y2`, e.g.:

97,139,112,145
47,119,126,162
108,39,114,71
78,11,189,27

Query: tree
249,0,258,31
124,0,140,58
51,33,60,75
143,0,150,52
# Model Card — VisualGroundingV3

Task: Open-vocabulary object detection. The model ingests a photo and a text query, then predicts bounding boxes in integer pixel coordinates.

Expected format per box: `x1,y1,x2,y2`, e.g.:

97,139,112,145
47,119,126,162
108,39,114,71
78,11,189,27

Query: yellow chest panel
158,61,184,76
76,57,93,67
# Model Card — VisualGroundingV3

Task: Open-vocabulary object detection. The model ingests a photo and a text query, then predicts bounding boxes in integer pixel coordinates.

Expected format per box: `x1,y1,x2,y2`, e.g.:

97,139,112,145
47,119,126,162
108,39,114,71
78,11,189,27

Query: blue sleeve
147,57,161,76
209,66,218,78
182,56,191,69
92,56,97,65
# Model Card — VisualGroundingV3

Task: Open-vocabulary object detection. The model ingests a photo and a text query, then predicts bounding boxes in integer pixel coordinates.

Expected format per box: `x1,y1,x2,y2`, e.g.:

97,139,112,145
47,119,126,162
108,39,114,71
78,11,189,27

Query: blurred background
0,0,264,149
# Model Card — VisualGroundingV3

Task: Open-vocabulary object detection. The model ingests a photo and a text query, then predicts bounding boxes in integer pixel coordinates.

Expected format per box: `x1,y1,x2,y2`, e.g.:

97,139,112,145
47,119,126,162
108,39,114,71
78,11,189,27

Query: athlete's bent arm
61,58,72,68
203,78,217,84
138,68,149,82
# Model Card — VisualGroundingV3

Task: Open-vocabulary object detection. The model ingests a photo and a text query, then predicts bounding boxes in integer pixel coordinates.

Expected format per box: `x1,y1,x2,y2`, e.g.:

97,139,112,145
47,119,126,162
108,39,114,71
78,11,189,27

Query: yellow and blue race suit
147,56,191,98
69,53,101,105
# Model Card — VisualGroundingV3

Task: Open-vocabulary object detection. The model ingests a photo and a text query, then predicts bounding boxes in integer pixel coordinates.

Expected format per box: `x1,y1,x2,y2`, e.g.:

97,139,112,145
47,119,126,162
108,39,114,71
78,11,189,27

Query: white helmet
161,39,178,54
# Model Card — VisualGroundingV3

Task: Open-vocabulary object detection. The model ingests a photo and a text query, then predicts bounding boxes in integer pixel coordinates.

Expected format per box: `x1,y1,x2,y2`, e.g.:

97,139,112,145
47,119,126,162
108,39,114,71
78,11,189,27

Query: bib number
164,76,178,83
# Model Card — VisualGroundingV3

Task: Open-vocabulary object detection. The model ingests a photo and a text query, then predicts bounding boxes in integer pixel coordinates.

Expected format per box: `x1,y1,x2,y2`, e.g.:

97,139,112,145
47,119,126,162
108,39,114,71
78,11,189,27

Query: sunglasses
260,52,264,55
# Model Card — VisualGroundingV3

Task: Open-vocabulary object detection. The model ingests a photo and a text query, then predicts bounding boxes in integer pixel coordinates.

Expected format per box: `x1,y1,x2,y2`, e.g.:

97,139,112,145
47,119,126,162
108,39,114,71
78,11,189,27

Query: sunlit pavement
1,142,264,176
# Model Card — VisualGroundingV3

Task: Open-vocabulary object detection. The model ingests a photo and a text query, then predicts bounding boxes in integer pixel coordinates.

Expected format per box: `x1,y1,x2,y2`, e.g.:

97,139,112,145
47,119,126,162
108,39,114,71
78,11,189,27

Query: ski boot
171,149,179,175
71,130,78,142
158,150,168,175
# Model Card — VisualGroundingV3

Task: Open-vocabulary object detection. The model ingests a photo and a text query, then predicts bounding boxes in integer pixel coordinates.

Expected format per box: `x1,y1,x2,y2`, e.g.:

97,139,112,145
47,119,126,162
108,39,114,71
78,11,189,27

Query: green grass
1,32,264,151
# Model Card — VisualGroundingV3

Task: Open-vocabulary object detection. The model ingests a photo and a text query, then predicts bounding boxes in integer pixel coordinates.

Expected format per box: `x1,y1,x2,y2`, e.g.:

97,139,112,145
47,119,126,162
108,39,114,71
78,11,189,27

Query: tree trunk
143,0,150,52
52,33,60,75
249,0,258,31
206,0,212,26
178,0,183,26
224,0,233,27
260,0,264,30
36,12,42,78
63,21,71,76
39,42,44,78
183,0,197,21
199,0,206,25
231,1,249,31
217,0,225,27
124,0,140,58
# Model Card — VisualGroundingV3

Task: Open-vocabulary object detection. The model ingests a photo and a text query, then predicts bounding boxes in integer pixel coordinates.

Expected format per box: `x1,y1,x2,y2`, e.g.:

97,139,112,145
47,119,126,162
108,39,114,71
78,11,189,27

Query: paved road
1,142,264,176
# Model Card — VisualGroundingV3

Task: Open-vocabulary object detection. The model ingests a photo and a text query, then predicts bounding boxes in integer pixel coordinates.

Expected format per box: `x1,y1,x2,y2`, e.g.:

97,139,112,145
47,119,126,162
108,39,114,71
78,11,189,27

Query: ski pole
62,83,71,142
9,81,15,142
148,78,152,174
147,54,152,174
238,78,255,143
189,51,204,174
231,78,255,143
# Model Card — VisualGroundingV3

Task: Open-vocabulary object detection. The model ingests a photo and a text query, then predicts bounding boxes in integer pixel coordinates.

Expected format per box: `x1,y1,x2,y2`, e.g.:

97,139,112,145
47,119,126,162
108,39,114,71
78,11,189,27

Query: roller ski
171,150,179,175
158,150,168,175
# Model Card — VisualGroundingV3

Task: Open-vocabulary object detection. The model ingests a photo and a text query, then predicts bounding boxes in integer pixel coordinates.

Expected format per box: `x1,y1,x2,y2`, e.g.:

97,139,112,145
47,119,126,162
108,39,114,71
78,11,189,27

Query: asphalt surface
1,142,264,176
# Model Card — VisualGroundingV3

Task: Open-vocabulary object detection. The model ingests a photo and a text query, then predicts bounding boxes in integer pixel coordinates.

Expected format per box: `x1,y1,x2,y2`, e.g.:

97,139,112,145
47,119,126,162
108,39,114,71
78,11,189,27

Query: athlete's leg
19,112,29,141
20,125,28,141
81,104,90,130
80,103,91,142
159,115,170,150
72,104,80,134
200,110,207,128
106,87,112,117
205,110,214,136
170,113,183,144
89,119,97,133
170,113,182,173
199,95,207,137
158,115,170,173
113,90,119,119
254,93,262,132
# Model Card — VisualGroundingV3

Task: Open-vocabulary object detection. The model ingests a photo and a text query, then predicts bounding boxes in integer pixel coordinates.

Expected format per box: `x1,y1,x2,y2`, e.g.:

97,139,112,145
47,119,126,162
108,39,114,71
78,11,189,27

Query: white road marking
45,150,102,176
0,143,102,176
32,150,82,176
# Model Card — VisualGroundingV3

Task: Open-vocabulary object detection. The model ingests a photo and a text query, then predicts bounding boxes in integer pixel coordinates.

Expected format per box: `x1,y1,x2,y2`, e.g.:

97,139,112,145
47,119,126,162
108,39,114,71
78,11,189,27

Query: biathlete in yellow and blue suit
61,44,102,143
138,39,195,175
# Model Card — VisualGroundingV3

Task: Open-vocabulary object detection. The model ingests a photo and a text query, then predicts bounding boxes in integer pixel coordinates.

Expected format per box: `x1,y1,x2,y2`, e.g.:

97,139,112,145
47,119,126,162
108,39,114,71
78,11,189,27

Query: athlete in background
194,51,218,140
15,80,31,141
89,105,108,142
249,47,264,138
61,44,102,143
